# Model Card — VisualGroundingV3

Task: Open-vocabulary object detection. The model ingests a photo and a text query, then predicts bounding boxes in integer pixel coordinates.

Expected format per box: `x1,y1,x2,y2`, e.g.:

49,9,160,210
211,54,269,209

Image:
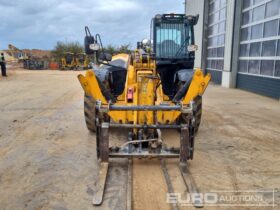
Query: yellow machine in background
7,44,29,61
61,52,75,70
61,52,89,70
75,53,89,70
78,14,211,206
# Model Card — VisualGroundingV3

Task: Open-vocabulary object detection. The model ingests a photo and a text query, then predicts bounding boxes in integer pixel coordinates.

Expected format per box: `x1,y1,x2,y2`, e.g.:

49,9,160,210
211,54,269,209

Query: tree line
52,41,132,60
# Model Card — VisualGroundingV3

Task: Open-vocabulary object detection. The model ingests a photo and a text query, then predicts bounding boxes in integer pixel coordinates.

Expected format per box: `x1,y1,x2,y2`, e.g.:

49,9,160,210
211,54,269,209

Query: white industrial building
186,0,280,99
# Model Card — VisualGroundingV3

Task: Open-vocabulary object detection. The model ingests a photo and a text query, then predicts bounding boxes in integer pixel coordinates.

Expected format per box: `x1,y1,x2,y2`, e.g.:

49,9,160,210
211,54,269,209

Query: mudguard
174,69,194,83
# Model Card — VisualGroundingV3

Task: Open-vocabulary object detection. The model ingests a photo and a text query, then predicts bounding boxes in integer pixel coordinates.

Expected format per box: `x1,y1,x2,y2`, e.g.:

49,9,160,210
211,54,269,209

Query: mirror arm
95,34,110,63
85,26,92,38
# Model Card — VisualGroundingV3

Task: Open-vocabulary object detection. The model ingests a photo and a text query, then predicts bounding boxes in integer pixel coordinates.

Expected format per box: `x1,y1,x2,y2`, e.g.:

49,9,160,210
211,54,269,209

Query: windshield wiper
175,36,190,57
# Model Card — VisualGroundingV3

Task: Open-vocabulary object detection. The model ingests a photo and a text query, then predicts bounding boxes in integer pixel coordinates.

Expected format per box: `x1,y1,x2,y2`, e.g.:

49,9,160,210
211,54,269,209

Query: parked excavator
78,13,211,206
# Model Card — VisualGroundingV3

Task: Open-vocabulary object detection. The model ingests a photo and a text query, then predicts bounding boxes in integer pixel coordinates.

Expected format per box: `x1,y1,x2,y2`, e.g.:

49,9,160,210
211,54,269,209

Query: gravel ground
0,69,279,210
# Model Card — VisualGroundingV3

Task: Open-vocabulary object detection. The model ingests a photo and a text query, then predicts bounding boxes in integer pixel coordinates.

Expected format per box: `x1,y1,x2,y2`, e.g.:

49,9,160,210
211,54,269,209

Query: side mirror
98,52,112,62
186,14,199,26
89,43,100,51
188,45,198,52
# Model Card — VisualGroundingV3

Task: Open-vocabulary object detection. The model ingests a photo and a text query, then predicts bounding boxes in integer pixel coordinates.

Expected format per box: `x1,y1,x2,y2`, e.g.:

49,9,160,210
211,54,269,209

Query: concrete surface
0,70,279,210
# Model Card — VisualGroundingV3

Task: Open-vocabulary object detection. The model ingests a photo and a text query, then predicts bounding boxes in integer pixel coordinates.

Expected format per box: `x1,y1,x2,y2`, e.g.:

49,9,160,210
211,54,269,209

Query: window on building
252,5,265,22
220,0,227,7
262,40,276,56
240,44,249,57
242,11,251,25
211,60,217,69
217,60,224,70
249,42,261,57
260,60,274,76
239,0,280,78
277,40,280,56
254,0,263,4
248,60,260,74
219,21,226,33
217,47,224,57
265,0,280,18
239,60,248,72
243,0,251,9
264,20,278,38
206,0,227,72
275,61,280,77
214,0,220,11
251,23,263,40
241,27,250,41
220,8,226,19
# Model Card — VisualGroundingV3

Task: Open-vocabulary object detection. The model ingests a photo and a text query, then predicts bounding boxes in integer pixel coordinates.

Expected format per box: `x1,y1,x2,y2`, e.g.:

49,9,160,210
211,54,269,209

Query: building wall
185,0,205,68
205,0,228,84
238,0,280,78
236,0,280,99
186,0,280,99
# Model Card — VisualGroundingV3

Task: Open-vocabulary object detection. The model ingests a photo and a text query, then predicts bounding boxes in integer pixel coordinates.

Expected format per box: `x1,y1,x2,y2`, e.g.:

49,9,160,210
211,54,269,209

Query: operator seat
160,40,180,58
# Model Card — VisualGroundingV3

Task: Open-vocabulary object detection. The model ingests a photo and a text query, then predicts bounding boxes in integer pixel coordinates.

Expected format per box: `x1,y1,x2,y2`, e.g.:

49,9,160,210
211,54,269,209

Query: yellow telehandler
78,14,211,206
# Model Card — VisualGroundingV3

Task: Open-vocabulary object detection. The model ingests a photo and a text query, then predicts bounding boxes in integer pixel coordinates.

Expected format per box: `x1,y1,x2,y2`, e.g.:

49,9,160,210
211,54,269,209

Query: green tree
102,44,132,55
118,44,131,54
52,41,132,62
52,41,83,60
104,44,117,55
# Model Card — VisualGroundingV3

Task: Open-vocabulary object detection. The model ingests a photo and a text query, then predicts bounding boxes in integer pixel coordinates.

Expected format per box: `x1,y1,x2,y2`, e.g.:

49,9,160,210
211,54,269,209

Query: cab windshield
155,23,192,59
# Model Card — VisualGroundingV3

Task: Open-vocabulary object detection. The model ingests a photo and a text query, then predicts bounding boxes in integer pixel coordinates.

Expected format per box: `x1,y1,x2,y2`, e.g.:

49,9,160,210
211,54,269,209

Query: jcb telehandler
78,14,211,206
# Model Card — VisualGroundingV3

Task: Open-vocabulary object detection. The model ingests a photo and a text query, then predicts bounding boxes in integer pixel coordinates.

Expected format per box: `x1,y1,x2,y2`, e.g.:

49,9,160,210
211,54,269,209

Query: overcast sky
0,0,185,50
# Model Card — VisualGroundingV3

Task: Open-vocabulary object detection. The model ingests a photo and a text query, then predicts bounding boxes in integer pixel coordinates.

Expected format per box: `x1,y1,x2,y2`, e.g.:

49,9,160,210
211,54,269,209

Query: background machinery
75,53,89,70
61,52,89,70
61,52,75,70
7,44,29,61
78,14,211,206
23,57,49,70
